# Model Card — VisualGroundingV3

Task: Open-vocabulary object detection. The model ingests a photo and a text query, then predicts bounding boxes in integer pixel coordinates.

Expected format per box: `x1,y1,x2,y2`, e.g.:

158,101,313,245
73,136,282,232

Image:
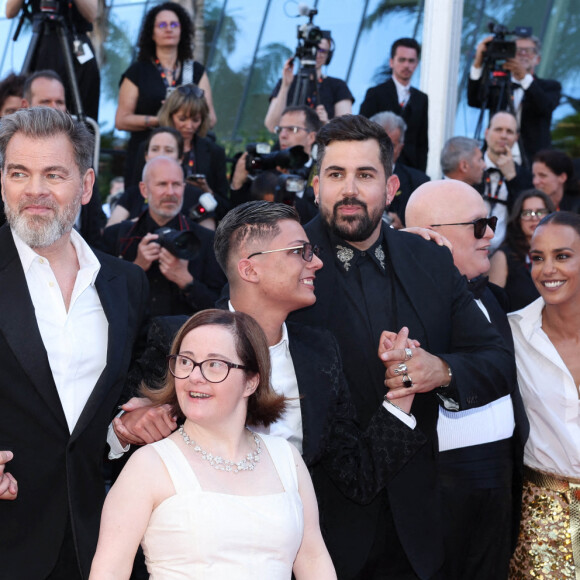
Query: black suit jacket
292,217,515,579
390,162,430,226
0,225,148,579
468,75,561,164
360,78,429,172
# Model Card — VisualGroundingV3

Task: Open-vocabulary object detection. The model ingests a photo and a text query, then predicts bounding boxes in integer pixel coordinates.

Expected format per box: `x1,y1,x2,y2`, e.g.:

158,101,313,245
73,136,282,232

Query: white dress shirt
392,76,411,109
484,151,510,252
12,228,109,433
437,299,515,452
509,298,580,478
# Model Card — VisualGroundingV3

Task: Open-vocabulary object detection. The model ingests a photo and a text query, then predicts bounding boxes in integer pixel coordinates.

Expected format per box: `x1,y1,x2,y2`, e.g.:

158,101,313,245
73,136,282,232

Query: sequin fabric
509,470,579,579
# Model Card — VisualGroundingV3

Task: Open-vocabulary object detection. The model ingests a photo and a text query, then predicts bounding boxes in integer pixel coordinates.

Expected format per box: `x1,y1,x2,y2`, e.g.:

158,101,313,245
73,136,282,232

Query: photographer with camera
232,105,321,223
6,0,100,121
468,32,561,165
264,17,353,133
101,156,226,318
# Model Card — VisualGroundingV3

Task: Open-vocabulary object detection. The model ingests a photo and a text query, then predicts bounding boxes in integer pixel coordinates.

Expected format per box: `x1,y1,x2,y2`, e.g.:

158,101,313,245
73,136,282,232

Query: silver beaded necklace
178,425,262,474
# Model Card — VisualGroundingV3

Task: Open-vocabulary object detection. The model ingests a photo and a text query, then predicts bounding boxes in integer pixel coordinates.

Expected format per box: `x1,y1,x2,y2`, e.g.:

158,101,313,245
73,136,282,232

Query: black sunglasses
430,216,498,239
177,84,205,99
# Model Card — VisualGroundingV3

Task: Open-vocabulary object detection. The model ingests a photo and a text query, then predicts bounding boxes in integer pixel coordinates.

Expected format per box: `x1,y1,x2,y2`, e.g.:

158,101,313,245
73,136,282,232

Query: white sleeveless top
141,433,304,579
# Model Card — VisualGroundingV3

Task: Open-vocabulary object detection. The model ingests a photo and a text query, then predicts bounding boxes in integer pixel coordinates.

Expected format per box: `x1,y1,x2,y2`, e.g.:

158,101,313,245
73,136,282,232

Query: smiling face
245,219,322,314
1,132,93,248
532,161,567,207
175,324,257,426
171,108,202,144
313,139,398,250
389,46,419,85
530,222,580,307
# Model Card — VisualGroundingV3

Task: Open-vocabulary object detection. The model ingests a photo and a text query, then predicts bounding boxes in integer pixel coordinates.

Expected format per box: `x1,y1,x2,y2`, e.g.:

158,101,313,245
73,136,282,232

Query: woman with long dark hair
508,211,580,578
489,189,556,311
115,2,217,187
532,149,580,212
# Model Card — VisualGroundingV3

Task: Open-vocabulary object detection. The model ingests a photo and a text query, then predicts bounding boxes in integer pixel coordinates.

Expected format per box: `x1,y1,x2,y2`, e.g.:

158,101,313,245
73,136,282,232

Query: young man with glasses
291,114,515,579
468,34,561,165
405,179,528,580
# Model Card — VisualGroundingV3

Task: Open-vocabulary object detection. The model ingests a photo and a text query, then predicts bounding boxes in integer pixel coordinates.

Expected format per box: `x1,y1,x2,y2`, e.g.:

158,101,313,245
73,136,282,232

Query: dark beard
326,198,384,243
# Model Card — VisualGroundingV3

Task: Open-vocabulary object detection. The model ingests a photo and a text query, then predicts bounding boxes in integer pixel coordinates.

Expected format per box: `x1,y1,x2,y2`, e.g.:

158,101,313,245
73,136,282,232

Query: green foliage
552,112,580,158
99,17,134,103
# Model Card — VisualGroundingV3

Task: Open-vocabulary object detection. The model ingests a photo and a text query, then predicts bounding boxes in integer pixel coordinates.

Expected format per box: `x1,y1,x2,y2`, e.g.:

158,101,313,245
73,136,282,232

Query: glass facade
0,0,578,158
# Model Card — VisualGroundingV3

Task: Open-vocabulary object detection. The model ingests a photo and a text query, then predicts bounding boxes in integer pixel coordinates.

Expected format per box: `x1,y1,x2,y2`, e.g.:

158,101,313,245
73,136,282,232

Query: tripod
19,11,85,120
291,55,319,109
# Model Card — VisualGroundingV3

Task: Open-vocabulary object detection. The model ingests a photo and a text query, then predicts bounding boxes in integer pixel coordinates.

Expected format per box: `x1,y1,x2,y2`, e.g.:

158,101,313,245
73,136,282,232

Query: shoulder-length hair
158,85,210,137
137,2,194,63
504,189,556,262
142,309,287,427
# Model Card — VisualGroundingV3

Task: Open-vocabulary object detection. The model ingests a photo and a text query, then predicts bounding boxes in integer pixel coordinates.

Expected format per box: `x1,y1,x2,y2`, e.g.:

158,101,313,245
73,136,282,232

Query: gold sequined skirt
509,466,580,580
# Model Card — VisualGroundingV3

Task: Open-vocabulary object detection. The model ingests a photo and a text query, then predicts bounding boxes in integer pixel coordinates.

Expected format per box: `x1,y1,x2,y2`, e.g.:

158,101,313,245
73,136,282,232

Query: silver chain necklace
178,425,262,474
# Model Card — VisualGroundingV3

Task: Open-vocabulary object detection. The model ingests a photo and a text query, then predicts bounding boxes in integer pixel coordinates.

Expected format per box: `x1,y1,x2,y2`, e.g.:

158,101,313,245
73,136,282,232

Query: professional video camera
245,144,309,175
483,23,532,69
153,227,200,261
295,6,323,66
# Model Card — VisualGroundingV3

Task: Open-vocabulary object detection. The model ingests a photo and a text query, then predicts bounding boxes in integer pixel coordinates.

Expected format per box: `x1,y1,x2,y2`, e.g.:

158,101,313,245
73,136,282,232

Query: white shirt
392,76,411,108
509,298,580,478
12,228,109,433
437,299,515,451
484,152,510,252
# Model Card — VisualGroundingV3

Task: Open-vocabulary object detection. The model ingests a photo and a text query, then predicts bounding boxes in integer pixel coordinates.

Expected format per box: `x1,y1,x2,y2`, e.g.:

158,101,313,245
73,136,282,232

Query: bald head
406,180,494,279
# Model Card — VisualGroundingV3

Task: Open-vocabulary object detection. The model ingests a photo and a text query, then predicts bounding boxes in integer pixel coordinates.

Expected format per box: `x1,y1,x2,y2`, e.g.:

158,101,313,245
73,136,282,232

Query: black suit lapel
0,226,67,427
385,79,403,114
70,259,129,440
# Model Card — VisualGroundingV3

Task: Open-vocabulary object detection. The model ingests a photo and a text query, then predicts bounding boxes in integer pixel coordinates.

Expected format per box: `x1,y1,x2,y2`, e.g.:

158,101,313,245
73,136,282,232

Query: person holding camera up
468,33,561,165
101,156,225,318
232,105,322,223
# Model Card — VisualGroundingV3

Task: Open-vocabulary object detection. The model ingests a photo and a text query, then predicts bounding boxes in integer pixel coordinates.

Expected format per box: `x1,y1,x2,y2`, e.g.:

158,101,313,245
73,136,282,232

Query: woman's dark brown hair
142,309,287,427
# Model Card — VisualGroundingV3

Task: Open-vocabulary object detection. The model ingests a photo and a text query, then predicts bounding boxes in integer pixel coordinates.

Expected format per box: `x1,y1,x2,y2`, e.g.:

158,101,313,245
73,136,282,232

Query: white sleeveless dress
141,433,304,579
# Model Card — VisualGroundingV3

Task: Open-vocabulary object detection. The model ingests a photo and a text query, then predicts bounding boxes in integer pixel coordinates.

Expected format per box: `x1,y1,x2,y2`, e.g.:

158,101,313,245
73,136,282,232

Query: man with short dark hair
291,114,514,579
468,34,561,164
101,156,225,318
0,72,25,117
440,136,486,185
231,105,322,222
0,107,148,579
22,70,68,111
360,38,428,172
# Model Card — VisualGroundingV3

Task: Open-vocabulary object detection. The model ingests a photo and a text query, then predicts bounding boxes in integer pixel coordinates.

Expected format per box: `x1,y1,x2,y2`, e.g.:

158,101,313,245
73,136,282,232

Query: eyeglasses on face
177,84,205,99
430,216,498,239
516,47,536,56
274,125,309,135
317,47,329,54
520,209,550,221
167,355,247,382
156,21,180,29
247,242,320,262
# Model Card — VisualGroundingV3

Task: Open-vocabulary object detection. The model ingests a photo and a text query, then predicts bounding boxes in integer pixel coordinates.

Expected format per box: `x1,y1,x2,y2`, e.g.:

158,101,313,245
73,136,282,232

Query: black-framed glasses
247,242,320,262
167,355,247,382
520,209,550,221
430,216,498,239
157,21,180,29
274,125,309,135
177,84,205,99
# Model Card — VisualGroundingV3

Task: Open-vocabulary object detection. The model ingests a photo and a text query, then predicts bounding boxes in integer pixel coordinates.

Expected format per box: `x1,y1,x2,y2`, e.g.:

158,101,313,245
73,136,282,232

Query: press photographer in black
467,28,561,166
231,105,321,223
6,0,101,120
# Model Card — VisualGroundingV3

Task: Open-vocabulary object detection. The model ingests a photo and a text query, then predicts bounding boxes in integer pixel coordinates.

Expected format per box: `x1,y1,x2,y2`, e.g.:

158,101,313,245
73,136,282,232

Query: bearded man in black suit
291,114,514,579
360,38,428,172
0,108,154,579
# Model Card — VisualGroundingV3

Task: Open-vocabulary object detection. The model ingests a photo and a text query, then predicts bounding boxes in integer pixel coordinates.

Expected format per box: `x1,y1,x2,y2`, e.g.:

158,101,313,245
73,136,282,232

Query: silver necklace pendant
178,425,262,474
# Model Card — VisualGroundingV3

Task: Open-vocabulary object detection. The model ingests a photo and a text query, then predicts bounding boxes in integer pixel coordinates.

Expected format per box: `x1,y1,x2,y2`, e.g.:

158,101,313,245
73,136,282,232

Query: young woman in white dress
90,309,336,580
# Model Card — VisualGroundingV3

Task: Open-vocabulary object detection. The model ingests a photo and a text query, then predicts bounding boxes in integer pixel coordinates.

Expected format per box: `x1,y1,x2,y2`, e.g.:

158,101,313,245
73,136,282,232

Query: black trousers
439,439,513,580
